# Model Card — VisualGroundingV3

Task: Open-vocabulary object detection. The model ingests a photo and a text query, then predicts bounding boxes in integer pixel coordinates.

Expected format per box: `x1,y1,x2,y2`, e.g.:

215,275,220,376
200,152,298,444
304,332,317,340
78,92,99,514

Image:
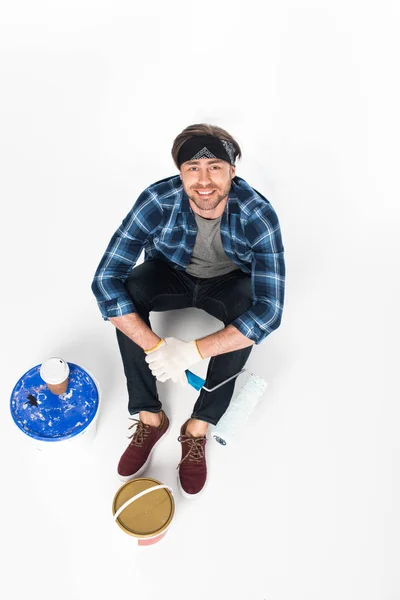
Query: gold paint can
112,478,175,546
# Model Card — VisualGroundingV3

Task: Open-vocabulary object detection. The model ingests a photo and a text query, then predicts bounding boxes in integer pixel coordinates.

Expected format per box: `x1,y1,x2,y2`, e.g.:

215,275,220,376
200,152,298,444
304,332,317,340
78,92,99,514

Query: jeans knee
225,294,253,323
125,275,150,309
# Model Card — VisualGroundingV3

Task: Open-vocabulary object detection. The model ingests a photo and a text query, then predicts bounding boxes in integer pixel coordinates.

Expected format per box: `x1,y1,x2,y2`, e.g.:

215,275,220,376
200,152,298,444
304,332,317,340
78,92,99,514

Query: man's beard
184,182,231,213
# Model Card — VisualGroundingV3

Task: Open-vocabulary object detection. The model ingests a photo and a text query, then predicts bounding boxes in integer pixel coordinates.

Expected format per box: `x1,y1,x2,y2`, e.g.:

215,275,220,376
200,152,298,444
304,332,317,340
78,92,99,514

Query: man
91,124,285,499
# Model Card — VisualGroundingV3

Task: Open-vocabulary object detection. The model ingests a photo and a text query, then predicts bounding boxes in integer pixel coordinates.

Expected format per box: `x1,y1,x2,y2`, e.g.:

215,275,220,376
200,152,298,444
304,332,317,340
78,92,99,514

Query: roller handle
185,370,206,390
185,369,247,392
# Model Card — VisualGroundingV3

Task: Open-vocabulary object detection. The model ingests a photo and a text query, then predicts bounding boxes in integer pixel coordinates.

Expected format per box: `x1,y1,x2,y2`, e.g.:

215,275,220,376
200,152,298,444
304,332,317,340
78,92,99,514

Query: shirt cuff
98,297,137,321
230,316,264,345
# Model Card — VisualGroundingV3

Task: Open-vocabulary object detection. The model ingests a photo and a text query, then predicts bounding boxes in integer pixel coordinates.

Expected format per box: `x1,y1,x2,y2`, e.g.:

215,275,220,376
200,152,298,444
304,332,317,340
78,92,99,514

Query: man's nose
197,170,212,186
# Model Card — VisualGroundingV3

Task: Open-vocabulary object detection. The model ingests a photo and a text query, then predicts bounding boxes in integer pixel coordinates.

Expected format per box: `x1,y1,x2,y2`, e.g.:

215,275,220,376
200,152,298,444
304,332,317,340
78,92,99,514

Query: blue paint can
10,360,101,449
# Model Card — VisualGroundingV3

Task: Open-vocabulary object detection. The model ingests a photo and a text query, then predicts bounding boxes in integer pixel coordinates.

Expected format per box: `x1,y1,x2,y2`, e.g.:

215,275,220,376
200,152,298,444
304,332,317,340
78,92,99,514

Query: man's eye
188,165,219,171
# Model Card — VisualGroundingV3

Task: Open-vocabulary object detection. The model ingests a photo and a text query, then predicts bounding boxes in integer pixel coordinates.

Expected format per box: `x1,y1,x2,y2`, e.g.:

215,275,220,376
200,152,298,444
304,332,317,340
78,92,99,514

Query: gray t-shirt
185,212,240,278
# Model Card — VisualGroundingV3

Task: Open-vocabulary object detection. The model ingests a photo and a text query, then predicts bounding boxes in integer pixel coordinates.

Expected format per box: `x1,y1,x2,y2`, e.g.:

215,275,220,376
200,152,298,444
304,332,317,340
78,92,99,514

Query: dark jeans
116,258,254,426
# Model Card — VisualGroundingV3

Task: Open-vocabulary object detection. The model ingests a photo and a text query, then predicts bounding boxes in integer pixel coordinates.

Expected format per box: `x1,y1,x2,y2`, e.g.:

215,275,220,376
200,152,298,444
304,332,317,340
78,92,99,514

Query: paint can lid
112,478,174,538
10,363,99,441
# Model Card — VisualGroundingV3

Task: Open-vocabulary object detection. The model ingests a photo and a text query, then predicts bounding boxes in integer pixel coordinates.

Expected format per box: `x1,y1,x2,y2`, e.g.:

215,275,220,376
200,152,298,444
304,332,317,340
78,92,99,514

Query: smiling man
181,157,233,218
91,123,286,498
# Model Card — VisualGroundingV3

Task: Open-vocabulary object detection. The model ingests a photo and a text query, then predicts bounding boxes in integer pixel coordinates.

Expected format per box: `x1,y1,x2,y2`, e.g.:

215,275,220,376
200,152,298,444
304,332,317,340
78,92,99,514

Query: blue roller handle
185,370,206,391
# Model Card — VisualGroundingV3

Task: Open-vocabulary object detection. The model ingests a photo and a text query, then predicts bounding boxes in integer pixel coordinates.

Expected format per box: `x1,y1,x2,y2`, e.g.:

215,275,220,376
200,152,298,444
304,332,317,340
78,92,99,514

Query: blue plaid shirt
91,174,285,345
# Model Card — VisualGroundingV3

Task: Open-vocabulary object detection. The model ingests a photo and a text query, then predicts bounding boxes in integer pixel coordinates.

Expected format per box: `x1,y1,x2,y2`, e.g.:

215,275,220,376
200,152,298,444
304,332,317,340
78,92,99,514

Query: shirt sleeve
230,203,286,344
91,188,163,320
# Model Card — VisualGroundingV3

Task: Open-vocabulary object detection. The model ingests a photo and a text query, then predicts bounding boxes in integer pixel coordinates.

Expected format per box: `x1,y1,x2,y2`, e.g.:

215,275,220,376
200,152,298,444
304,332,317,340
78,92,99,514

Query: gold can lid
112,478,174,538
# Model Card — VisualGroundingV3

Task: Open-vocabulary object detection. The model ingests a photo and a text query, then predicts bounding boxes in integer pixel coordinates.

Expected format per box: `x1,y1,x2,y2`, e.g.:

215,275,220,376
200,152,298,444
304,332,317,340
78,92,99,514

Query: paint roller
185,368,268,446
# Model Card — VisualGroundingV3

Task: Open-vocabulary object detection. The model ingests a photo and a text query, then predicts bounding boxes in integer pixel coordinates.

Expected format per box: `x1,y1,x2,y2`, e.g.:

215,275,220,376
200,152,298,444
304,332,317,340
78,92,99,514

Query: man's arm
91,187,163,321
229,205,285,346
110,313,253,357
109,313,161,351
196,324,254,359
197,203,285,358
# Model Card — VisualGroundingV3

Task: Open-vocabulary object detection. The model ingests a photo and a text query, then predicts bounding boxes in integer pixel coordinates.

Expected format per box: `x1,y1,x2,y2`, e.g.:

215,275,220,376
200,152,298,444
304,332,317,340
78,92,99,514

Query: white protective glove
144,336,203,386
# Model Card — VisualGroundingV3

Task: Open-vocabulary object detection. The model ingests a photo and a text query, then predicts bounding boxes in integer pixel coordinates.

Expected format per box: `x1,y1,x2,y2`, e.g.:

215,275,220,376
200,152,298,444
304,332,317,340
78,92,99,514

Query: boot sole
118,418,171,482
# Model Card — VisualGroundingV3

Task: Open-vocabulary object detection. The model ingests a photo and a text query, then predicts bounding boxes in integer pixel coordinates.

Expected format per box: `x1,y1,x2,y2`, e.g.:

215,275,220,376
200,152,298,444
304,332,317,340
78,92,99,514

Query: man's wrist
194,339,204,360
196,325,255,358
109,314,161,352
144,338,165,354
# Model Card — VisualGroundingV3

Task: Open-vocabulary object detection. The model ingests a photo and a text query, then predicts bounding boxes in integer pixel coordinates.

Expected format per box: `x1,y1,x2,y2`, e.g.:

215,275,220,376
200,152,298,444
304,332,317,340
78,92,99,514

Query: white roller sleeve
210,372,268,446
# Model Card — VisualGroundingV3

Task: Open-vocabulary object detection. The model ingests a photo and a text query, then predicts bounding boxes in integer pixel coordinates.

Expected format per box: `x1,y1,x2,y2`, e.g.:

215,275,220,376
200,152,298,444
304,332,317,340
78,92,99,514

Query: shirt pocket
159,226,184,247
170,227,183,243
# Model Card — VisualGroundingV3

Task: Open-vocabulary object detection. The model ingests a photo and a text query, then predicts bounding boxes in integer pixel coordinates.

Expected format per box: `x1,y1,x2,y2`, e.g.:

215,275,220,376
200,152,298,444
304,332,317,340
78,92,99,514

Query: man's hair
171,123,242,169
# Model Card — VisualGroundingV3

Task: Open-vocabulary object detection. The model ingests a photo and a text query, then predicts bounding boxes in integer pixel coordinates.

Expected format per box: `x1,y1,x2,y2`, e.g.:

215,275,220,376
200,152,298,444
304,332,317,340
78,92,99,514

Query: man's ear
231,165,236,179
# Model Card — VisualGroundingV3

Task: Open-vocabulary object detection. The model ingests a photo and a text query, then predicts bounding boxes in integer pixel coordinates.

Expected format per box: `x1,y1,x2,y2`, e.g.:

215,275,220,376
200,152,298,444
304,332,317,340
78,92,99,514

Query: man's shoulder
231,176,273,216
144,174,182,199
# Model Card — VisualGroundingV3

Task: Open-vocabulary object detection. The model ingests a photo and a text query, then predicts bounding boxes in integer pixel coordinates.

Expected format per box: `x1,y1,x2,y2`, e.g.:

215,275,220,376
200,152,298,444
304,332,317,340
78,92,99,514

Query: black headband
177,135,236,168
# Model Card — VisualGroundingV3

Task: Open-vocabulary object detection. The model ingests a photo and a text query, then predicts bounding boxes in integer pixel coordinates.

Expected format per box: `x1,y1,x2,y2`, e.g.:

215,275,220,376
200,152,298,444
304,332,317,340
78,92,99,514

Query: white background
1,1,399,598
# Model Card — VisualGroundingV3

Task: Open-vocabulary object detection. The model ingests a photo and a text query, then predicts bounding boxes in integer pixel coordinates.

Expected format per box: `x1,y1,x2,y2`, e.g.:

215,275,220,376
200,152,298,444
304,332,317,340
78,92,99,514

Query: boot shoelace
177,434,205,468
128,418,150,447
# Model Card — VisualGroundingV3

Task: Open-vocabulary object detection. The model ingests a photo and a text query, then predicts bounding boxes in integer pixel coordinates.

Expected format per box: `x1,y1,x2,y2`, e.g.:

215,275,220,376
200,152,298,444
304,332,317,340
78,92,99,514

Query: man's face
179,158,236,214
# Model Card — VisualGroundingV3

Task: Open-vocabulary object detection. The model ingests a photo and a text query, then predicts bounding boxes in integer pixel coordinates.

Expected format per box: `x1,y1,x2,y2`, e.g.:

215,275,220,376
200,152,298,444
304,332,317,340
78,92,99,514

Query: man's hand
144,337,203,386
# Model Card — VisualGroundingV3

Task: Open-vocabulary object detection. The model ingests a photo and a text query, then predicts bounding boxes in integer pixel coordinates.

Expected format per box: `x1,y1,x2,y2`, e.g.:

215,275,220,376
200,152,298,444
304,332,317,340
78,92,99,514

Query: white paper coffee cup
40,357,70,395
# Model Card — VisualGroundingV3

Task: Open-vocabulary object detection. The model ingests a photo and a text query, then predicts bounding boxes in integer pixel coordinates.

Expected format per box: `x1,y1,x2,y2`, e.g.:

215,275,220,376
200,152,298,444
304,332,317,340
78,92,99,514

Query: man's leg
115,259,196,480
190,269,254,428
115,258,195,418
176,269,253,497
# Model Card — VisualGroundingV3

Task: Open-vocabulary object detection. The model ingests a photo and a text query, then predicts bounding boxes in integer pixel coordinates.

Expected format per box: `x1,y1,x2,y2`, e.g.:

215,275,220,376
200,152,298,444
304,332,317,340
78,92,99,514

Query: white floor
3,278,400,599
1,1,400,598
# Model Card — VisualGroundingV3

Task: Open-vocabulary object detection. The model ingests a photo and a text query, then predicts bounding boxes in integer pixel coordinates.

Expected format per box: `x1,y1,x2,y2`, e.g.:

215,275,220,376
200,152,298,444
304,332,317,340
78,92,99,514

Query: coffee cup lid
40,357,70,384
